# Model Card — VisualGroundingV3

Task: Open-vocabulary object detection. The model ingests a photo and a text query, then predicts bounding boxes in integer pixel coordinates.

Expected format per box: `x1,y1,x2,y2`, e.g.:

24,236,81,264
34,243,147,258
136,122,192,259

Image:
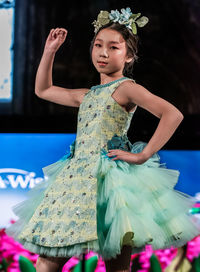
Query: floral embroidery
107,133,132,151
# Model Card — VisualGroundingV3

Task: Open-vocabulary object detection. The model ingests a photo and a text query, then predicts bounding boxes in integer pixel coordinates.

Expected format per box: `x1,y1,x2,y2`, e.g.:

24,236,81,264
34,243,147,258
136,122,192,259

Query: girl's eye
94,44,118,49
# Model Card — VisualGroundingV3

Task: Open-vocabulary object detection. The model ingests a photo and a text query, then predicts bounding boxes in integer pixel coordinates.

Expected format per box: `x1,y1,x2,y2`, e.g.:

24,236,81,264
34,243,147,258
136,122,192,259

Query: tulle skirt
5,140,200,260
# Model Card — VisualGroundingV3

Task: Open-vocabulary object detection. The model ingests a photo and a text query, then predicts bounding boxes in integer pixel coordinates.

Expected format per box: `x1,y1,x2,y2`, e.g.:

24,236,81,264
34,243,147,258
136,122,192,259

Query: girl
6,7,200,272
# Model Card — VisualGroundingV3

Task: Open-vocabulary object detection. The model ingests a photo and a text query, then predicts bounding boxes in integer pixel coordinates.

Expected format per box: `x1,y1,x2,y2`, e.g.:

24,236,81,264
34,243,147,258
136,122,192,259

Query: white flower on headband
92,7,149,34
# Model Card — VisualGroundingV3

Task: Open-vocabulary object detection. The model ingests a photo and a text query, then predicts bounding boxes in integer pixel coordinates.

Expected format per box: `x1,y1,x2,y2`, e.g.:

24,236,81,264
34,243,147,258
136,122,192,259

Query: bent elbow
176,112,184,125
35,90,41,97
35,89,45,98
178,112,184,120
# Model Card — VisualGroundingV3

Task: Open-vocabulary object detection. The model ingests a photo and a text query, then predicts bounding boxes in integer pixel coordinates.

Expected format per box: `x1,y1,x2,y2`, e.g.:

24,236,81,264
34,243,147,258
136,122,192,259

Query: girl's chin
97,65,108,69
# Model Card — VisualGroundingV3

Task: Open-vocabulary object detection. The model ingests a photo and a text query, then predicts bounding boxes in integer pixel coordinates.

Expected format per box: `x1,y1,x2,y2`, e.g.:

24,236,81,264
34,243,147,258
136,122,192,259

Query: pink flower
186,236,200,262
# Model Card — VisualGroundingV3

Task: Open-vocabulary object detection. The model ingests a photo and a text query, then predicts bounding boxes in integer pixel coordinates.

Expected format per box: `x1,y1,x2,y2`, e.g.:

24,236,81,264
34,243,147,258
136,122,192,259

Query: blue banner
0,133,199,228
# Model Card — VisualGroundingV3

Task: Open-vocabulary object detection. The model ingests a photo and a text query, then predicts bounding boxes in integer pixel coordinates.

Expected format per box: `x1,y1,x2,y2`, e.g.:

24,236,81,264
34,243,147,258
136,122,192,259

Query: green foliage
73,256,98,272
149,254,162,272
0,258,9,271
191,255,200,272
19,255,36,272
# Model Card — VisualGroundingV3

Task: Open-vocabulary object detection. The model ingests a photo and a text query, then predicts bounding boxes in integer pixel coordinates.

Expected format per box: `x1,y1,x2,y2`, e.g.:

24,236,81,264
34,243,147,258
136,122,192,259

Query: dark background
1,0,200,149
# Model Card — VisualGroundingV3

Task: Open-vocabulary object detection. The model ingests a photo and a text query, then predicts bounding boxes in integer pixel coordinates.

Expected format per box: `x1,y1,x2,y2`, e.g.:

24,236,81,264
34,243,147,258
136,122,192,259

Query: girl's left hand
107,149,149,165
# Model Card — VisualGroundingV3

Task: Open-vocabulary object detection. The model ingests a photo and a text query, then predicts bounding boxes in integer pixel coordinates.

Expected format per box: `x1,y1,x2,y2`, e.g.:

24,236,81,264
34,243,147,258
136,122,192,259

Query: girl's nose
99,47,108,58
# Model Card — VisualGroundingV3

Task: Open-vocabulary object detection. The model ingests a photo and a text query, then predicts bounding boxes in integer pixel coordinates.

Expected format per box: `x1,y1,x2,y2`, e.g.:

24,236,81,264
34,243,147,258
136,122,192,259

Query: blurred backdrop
0,3,200,271
0,0,200,255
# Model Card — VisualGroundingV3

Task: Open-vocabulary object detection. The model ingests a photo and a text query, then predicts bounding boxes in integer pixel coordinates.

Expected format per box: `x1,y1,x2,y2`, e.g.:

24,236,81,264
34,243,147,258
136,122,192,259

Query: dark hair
89,22,139,77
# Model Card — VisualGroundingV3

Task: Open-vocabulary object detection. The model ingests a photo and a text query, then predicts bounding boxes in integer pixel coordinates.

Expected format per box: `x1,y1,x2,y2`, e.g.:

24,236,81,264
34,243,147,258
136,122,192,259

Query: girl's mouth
97,61,108,66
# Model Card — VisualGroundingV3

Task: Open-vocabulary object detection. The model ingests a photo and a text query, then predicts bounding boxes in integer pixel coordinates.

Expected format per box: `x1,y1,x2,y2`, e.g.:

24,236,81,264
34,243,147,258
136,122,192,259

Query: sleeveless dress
5,76,200,260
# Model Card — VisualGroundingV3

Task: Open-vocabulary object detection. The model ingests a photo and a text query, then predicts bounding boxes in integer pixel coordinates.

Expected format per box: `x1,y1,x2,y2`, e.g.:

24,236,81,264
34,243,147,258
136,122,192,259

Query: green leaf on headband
97,10,110,25
131,22,137,34
136,16,149,27
130,13,141,21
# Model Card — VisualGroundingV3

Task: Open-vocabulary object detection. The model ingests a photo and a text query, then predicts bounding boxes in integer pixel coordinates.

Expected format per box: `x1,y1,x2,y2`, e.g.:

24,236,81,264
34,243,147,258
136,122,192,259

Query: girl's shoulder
118,78,145,93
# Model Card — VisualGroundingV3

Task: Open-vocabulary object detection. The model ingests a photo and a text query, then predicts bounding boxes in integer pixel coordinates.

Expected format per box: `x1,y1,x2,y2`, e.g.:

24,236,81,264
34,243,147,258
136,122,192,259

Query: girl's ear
125,56,134,64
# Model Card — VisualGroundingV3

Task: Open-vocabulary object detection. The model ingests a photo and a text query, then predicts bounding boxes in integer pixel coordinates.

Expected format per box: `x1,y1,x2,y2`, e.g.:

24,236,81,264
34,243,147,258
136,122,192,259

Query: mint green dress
5,77,200,260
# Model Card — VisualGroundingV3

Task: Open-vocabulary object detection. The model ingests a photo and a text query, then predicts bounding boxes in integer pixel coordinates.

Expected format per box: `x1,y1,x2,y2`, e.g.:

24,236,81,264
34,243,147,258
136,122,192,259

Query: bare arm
122,81,184,159
35,28,88,107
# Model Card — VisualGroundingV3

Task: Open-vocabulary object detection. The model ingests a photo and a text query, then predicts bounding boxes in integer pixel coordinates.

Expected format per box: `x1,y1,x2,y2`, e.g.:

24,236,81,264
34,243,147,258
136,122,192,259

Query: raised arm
35,28,89,107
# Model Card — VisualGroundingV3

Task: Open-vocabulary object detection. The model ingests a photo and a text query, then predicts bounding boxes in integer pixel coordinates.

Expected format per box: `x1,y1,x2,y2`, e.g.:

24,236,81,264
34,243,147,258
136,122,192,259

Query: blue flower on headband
109,9,121,22
109,8,132,24
120,7,132,21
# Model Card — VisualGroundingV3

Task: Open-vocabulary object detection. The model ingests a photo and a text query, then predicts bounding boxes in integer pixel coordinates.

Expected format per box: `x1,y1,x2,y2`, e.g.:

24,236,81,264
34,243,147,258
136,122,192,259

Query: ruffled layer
16,239,100,258
95,140,200,260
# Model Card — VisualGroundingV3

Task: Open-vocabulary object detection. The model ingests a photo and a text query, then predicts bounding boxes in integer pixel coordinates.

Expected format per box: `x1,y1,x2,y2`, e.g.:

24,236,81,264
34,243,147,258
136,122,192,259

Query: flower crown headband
92,7,149,35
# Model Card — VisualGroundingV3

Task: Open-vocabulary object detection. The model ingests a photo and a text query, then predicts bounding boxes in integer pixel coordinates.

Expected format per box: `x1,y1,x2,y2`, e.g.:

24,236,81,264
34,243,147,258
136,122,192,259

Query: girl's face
91,28,132,76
